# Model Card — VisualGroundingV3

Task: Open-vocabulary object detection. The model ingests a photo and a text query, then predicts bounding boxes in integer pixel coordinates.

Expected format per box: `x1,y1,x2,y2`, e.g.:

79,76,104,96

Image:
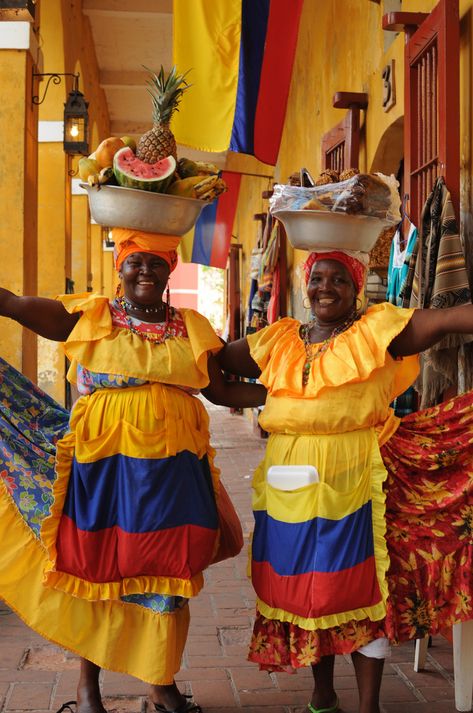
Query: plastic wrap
269,173,401,225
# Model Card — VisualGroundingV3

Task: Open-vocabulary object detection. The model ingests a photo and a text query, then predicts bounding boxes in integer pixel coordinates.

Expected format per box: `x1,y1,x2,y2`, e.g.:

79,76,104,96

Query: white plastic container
267,465,319,491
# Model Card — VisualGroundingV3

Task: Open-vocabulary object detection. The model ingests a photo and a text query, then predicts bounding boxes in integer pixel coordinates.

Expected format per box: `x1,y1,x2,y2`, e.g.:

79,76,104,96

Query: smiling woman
216,248,473,713
0,228,266,713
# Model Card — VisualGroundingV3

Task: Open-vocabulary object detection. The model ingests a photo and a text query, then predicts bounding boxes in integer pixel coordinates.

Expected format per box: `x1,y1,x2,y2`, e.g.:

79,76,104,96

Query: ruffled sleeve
247,319,299,372
57,292,113,342
248,304,419,400
181,308,224,382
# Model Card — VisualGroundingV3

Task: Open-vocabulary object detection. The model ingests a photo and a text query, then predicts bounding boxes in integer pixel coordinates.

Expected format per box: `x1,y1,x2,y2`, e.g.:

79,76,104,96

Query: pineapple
137,65,191,164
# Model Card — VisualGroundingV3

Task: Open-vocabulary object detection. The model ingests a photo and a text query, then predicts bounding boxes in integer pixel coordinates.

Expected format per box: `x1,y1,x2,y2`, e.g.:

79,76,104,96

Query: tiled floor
0,403,464,712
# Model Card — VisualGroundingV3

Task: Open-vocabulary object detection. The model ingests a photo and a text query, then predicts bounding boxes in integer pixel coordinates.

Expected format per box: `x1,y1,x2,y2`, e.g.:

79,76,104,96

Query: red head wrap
112,228,179,272
302,250,367,293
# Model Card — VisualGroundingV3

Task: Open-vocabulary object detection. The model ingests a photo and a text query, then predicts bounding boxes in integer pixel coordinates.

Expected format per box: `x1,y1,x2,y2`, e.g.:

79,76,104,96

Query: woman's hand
201,354,266,408
389,304,473,358
0,288,80,341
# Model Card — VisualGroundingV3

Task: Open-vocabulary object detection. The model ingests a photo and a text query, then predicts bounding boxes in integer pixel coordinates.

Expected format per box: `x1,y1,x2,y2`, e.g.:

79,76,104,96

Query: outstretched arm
0,288,80,341
216,337,261,378
201,354,266,408
389,304,473,358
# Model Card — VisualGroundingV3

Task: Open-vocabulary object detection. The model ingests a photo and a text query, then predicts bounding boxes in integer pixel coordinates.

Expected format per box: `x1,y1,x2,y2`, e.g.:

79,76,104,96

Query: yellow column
0,22,40,379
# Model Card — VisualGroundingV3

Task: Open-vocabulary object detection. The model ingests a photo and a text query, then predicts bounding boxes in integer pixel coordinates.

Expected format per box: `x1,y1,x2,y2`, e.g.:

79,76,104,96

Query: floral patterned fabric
249,391,473,671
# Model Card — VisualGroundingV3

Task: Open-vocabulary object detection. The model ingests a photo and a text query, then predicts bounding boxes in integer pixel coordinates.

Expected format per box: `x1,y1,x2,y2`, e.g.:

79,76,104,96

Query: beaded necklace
121,296,165,315
300,311,358,386
116,297,174,344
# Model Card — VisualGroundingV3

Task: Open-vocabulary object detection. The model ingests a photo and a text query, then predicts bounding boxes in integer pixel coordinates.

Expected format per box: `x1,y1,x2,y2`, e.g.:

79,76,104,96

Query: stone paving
0,403,463,712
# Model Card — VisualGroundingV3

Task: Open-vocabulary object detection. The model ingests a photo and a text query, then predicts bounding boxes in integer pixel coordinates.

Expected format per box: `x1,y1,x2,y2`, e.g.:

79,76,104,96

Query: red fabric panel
253,0,304,165
251,557,382,619
56,514,217,583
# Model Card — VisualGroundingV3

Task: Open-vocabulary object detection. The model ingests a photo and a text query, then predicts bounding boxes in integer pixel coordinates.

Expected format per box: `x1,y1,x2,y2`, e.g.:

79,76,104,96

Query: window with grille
403,0,459,226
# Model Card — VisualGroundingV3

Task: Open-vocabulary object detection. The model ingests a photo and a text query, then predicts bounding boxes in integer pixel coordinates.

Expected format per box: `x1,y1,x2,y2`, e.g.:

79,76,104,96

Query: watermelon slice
113,147,176,192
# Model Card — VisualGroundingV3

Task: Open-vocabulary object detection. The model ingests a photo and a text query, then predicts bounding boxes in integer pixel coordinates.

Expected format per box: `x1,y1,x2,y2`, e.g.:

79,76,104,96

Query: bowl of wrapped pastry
270,172,400,252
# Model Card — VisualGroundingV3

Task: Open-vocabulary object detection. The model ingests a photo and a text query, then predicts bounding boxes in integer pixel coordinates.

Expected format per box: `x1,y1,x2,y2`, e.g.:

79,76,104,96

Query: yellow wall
0,48,39,378
34,0,110,401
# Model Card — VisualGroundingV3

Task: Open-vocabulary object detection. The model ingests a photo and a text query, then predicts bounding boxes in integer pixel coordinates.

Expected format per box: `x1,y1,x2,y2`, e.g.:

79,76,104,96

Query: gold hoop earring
355,297,363,313
115,281,122,298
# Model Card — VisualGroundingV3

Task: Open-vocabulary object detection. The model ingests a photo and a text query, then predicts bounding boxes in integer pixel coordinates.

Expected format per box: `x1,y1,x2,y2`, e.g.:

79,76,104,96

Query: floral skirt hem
248,391,473,671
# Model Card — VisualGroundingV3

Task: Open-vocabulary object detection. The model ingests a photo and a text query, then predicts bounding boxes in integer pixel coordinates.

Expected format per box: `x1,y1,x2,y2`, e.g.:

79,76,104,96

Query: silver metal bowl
80,183,206,235
272,209,391,252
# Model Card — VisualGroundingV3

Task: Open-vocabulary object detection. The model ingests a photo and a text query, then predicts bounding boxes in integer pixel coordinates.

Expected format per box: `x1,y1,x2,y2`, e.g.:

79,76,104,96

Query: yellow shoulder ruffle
57,294,223,389
248,303,418,399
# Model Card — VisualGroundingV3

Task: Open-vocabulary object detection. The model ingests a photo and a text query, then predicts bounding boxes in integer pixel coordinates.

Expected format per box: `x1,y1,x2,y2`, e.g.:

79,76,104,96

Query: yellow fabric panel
251,432,390,630
246,303,419,435
70,382,211,463
172,0,241,151
58,293,223,389
0,479,190,685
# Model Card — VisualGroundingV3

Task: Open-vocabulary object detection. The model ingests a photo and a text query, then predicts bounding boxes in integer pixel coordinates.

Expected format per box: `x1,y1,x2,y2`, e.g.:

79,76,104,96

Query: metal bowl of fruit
80,183,206,235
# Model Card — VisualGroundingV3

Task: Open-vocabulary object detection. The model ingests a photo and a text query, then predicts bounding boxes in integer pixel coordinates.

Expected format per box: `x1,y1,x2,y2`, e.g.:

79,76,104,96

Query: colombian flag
179,171,242,268
252,472,387,624
173,0,303,166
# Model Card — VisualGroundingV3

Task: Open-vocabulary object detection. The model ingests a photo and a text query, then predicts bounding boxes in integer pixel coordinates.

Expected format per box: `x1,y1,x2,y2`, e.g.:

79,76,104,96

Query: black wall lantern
0,0,36,21
33,72,89,155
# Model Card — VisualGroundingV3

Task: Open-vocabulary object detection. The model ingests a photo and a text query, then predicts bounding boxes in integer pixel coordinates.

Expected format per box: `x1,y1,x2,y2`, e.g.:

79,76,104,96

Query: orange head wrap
112,228,180,272
302,250,367,294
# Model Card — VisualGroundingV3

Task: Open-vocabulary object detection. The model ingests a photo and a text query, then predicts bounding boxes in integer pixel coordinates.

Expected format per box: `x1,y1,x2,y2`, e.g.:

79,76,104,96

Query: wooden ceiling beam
100,70,172,88
83,0,172,17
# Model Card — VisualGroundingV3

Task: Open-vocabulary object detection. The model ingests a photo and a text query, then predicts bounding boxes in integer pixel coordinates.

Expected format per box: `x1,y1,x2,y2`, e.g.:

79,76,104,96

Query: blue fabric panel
63,450,218,533
229,0,270,155
252,501,375,575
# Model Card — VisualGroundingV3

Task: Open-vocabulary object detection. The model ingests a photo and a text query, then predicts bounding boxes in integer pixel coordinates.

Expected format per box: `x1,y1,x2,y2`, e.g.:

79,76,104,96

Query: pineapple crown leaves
142,65,192,125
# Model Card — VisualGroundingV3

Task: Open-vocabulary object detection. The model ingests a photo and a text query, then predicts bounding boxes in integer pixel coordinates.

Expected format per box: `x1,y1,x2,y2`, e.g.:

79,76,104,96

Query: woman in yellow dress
218,249,473,713
0,228,265,713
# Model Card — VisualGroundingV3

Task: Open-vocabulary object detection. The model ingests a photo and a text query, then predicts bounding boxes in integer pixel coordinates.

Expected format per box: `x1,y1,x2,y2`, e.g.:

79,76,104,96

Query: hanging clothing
386,222,418,307
404,178,473,407
386,222,418,416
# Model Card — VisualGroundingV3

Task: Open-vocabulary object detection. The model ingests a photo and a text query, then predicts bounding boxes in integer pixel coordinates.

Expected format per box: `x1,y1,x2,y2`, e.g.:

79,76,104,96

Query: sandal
154,700,202,713
307,696,340,713
55,703,77,713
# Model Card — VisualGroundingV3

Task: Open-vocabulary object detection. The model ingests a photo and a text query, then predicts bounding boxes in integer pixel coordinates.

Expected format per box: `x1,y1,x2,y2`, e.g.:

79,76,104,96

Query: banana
197,178,228,201
167,175,204,198
193,174,220,197
194,160,220,176
178,158,220,178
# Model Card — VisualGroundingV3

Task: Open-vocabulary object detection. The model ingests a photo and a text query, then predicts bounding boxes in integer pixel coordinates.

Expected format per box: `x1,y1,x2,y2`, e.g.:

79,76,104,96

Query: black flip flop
55,703,77,713
154,699,202,713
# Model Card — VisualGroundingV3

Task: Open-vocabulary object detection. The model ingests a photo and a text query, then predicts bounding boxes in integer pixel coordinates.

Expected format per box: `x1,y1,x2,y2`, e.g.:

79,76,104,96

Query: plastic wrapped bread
270,173,401,224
